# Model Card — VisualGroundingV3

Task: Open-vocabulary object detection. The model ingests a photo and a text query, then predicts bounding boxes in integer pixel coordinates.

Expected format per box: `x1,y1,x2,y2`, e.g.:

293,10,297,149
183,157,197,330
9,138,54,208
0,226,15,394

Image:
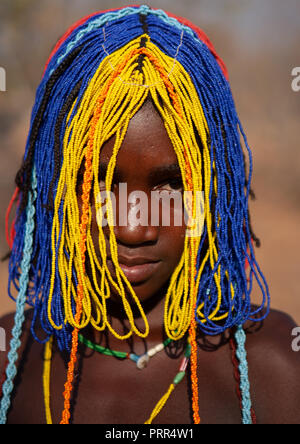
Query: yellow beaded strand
43,336,53,425
47,36,231,344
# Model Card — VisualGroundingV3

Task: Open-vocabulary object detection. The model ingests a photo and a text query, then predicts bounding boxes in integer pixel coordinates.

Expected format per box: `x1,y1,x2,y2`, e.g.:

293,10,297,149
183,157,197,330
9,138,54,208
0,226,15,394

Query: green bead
173,371,186,385
78,334,128,358
184,344,191,357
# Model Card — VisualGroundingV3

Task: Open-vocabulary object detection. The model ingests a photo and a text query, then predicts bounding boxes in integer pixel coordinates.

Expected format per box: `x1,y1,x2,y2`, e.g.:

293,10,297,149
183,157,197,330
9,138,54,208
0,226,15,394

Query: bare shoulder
245,306,299,355
244,307,300,424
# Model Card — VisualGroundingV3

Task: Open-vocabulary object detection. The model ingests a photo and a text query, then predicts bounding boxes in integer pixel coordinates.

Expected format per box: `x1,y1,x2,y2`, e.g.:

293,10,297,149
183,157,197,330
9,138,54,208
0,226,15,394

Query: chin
87,256,172,307
110,278,165,304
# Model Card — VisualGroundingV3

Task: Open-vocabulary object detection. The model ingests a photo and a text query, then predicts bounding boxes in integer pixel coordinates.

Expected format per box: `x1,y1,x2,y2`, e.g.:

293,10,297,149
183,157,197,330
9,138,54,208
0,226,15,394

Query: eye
99,179,119,192
99,179,106,191
155,177,183,193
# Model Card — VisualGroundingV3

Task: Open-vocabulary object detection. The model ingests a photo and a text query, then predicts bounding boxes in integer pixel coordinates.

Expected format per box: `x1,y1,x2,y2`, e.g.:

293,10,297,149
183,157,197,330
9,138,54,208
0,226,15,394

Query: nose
113,189,159,246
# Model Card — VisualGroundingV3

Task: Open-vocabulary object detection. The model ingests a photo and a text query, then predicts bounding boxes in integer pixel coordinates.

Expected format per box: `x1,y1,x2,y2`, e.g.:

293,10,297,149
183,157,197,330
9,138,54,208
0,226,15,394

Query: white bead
136,354,150,370
155,343,164,353
147,348,157,357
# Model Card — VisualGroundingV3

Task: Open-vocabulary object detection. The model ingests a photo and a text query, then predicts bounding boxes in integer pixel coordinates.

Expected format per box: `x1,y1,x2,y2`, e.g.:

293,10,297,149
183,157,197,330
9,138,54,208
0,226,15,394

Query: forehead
100,99,179,174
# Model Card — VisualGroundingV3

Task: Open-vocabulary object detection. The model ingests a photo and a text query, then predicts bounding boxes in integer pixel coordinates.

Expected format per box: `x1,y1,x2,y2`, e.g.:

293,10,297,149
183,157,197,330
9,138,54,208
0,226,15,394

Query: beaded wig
1,5,270,424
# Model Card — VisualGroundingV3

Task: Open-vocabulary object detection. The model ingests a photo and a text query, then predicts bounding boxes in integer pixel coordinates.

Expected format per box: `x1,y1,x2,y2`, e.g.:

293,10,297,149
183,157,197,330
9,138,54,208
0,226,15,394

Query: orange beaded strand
60,117,94,425
60,58,131,424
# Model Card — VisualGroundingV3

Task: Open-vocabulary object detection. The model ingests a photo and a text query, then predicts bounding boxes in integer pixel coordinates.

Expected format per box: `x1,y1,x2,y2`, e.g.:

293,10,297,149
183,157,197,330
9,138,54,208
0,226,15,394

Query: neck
82,282,172,355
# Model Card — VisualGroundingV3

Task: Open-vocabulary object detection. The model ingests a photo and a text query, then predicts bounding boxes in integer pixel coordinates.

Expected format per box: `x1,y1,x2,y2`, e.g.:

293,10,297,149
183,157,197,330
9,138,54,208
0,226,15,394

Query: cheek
159,200,187,263
87,202,187,302
138,227,186,300
159,225,186,269
89,195,188,257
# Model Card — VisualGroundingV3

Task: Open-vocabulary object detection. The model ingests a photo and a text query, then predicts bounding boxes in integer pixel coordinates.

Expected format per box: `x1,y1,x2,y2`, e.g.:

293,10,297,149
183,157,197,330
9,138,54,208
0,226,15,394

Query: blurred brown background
0,0,299,321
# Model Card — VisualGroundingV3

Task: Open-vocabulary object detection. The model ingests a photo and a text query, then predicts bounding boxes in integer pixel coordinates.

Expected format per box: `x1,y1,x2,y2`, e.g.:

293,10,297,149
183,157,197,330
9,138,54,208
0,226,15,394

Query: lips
107,255,161,284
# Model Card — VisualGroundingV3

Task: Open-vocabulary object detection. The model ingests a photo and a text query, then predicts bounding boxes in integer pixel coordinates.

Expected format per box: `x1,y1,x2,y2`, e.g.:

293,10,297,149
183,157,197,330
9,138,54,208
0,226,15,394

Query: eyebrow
98,162,182,182
148,163,182,182
98,162,122,182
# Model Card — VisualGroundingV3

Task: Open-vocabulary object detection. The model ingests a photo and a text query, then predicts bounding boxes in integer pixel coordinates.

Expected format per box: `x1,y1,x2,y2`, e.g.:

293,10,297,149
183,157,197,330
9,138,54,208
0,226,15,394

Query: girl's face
86,99,187,304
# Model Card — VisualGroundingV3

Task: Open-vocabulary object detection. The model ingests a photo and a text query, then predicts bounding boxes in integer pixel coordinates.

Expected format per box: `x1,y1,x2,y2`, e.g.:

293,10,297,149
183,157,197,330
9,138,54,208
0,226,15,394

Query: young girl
1,5,299,425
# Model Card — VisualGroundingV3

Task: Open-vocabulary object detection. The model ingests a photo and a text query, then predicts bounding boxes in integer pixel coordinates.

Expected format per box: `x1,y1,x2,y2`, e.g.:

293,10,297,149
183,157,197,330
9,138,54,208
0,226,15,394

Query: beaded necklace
43,334,192,424
78,334,174,370
42,326,255,425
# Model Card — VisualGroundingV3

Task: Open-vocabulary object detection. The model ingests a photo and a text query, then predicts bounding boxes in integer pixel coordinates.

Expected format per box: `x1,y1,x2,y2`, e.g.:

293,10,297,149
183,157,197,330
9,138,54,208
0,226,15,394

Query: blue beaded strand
235,325,253,425
0,168,37,424
7,6,270,351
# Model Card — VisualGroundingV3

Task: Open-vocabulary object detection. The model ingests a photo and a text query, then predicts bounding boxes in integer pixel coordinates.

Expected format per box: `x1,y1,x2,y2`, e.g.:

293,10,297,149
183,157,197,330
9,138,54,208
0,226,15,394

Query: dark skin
1,100,300,424
86,98,187,344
